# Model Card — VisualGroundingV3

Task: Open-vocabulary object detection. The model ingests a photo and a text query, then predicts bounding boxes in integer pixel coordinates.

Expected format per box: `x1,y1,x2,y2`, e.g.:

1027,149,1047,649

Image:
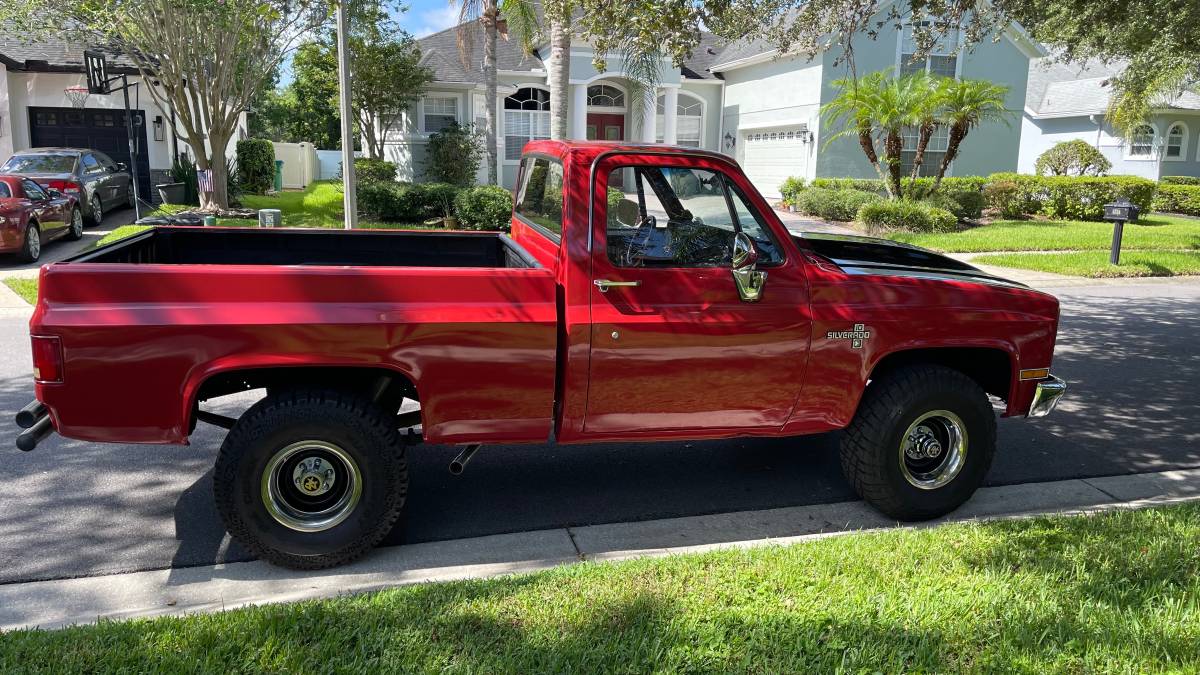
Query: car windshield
1,154,77,174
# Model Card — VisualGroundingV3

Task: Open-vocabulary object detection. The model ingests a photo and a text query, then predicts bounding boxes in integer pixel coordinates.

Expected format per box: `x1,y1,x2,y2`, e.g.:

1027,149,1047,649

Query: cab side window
605,166,783,268
514,156,565,240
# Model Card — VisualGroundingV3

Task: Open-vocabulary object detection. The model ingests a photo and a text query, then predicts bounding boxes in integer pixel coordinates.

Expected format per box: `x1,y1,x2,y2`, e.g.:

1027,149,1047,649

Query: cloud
411,2,462,38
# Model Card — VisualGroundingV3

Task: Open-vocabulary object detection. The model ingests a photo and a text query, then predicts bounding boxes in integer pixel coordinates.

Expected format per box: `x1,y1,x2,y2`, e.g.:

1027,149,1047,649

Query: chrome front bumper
1027,375,1067,418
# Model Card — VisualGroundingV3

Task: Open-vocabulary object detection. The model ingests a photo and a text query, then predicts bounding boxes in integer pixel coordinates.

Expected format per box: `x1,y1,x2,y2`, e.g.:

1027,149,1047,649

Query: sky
278,1,461,86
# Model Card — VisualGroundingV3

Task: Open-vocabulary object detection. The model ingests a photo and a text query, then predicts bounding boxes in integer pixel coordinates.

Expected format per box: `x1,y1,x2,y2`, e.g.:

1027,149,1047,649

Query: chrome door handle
593,279,642,292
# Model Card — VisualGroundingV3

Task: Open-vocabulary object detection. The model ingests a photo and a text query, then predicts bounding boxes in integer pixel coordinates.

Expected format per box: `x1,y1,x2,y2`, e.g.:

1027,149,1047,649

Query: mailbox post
1103,199,1139,265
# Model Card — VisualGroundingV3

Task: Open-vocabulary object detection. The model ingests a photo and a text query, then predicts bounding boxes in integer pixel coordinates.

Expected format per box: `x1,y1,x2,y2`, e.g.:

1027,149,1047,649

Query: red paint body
0,175,77,253
29,142,1060,448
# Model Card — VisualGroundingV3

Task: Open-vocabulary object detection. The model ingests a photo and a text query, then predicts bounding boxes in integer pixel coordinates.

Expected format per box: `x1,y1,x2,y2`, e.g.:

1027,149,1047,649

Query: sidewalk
3,467,1196,632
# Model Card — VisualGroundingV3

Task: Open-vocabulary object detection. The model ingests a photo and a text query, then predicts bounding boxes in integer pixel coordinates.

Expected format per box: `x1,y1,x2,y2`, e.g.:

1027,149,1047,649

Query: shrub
422,182,462,218
357,181,457,223
983,179,1026,218
857,199,957,233
982,173,1156,221
904,176,990,198
780,176,806,203
1034,139,1112,176
919,192,966,221
1161,176,1200,186
426,123,484,186
795,187,883,221
354,158,398,183
810,177,886,194
236,139,275,194
1152,183,1200,216
455,185,513,230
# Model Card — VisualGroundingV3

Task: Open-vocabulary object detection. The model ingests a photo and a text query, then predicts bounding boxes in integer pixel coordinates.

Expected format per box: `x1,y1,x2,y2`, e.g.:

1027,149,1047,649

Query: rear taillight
31,335,64,384
44,179,82,195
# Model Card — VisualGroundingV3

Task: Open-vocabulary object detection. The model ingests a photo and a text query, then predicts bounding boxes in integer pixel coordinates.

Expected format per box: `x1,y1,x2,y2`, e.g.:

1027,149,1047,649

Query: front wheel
213,388,409,569
66,207,84,240
839,364,996,521
89,193,103,225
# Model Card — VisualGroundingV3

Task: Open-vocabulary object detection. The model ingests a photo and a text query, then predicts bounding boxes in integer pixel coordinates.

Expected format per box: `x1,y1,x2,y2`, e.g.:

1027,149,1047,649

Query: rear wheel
89,193,103,225
213,388,409,569
66,207,84,240
18,224,40,263
839,365,996,521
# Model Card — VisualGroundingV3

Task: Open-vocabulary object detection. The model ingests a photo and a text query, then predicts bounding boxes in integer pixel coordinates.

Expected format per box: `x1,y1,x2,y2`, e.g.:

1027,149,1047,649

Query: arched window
587,84,625,108
1165,122,1187,160
504,87,550,161
1128,124,1155,158
655,92,704,147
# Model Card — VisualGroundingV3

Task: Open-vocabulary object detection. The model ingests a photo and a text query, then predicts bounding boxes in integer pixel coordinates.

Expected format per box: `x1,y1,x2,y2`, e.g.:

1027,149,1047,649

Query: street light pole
335,0,357,229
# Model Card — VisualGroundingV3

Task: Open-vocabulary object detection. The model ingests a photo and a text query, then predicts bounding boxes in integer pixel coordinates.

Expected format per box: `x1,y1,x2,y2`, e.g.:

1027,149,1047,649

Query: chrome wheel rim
72,209,82,236
92,195,101,220
898,410,967,490
261,441,362,532
27,228,40,258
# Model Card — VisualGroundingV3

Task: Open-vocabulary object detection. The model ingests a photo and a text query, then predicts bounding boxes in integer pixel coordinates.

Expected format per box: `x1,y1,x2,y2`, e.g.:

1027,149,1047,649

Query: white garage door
742,128,809,198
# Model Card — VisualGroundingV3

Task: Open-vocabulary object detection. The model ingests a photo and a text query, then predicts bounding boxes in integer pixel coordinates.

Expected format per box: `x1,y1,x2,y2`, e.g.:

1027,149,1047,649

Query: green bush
810,178,886,194
426,123,484,186
919,192,966,221
422,182,462,218
1034,139,1112,176
982,173,1156,221
795,187,883,221
1161,176,1200,186
780,176,807,203
1152,183,1200,216
236,139,275,194
905,176,990,198
983,179,1026,218
857,199,957,233
942,189,986,220
454,185,513,230
354,158,398,183
357,181,459,223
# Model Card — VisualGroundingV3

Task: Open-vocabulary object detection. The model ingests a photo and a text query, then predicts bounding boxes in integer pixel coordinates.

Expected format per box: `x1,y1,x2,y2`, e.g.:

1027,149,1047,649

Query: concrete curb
2,467,1197,632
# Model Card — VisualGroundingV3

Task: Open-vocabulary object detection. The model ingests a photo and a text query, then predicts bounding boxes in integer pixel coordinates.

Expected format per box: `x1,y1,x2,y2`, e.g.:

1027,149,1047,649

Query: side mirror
731,232,767,302
46,188,62,198
116,163,127,172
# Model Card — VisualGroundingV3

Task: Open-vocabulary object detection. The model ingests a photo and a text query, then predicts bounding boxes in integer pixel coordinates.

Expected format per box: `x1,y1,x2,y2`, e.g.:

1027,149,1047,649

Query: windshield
2,154,77,174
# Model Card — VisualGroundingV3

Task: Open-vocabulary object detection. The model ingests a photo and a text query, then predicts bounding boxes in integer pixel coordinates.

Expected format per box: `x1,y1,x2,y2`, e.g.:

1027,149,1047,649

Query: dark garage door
28,107,152,201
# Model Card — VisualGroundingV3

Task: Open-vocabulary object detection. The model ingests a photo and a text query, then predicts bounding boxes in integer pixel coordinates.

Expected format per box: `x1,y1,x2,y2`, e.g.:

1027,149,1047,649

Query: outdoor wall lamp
724,132,736,149
153,115,165,141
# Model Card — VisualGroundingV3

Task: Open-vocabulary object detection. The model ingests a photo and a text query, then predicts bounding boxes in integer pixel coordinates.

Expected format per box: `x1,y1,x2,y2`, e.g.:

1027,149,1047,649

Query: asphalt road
1,281,1198,584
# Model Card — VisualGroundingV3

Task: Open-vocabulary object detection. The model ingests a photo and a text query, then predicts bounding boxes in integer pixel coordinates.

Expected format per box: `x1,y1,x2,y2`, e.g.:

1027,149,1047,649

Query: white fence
315,149,366,181
271,142,320,189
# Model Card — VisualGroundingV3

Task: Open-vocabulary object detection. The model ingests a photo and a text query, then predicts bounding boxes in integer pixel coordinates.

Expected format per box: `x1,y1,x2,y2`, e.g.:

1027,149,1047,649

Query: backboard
83,50,110,95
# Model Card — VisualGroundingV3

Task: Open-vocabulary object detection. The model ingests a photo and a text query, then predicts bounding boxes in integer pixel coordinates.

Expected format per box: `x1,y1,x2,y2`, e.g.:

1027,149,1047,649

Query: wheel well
194,366,418,413
870,347,1012,401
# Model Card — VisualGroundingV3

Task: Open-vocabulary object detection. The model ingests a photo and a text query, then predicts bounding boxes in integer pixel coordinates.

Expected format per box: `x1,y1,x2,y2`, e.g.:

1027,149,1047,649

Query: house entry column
640,87,657,142
663,86,678,145
571,84,588,140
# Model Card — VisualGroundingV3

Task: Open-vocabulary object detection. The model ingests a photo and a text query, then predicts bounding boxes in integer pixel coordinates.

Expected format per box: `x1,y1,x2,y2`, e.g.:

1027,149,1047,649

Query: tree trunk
857,124,893,198
547,18,571,140
202,132,230,211
933,122,969,191
883,129,903,199
362,115,381,160
908,121,934,188
483,1,498,184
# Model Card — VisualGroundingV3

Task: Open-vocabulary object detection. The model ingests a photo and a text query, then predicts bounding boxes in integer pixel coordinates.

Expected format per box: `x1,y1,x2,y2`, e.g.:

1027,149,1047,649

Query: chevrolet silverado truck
14,141,1066,569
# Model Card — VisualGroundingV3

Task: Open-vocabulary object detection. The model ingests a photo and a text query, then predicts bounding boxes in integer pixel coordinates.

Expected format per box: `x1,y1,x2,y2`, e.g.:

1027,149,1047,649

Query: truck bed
70,226,541,268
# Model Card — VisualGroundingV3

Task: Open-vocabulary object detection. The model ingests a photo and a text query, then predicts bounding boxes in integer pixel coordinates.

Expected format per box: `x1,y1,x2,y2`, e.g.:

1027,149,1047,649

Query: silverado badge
826,324,871,349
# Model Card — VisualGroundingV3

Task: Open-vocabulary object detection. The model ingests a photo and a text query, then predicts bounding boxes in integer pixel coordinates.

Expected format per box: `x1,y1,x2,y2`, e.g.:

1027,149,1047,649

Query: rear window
514,156,565,240
2,154,77,174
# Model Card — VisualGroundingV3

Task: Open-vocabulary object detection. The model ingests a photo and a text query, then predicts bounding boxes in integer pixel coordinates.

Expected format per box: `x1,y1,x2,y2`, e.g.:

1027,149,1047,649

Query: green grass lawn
974,250,1200,278
2,278,38,304
2,503,1198,673
888,214,1200,253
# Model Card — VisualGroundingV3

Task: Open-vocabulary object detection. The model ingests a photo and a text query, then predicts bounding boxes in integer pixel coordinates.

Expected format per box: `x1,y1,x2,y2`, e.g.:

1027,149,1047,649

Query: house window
1128,124,1155,158
504,87,550,161
1165,123,1186,160
423,96,458,133
655,92,704,147
900,22,959,78
900,124,950,177
587,84,625,108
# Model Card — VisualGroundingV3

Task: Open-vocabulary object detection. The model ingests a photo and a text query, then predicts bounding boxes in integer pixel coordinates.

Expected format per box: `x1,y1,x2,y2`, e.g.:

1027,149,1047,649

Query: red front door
586,113,625,142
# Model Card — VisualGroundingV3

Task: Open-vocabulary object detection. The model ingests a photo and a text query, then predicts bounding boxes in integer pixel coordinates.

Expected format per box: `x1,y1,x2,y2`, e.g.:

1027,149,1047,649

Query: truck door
583,156,812,436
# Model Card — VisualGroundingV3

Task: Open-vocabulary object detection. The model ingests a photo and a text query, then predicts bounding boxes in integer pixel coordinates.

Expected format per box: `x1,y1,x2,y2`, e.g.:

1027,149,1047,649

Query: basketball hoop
65,86,91,109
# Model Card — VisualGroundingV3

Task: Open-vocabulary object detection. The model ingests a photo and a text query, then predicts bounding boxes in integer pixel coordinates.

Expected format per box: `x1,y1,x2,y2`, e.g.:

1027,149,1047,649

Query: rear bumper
1027,375,1067,418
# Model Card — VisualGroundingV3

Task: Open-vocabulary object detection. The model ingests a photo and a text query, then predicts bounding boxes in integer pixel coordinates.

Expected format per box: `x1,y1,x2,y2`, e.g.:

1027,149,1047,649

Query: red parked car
0,174,83,263
15,141,1065,569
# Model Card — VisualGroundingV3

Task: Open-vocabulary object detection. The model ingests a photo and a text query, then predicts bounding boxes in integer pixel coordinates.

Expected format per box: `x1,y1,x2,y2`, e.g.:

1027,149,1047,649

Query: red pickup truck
15,141,1065,569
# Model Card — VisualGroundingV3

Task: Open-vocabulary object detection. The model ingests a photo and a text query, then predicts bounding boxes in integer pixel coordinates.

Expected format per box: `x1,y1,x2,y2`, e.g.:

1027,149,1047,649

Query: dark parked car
0,174,83,262
0,148,134,225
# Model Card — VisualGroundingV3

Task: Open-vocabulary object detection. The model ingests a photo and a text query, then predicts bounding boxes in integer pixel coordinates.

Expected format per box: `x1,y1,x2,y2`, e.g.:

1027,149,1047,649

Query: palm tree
457,0,500,184
822,73,891,195
501,0,573,141
904,72,944,188
933,79,1011,190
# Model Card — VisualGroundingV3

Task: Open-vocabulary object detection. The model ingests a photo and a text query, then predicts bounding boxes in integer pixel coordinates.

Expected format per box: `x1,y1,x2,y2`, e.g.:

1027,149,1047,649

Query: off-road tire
840,364,996,521
214,388,408,569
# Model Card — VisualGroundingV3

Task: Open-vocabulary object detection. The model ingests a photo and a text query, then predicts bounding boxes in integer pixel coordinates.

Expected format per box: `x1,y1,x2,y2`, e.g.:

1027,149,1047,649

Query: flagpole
336,0,357,229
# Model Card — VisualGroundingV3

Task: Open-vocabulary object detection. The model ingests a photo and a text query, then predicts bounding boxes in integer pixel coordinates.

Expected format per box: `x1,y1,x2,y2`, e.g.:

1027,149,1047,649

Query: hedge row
858,200,957,233
808,176,989,197
794,188,883,221
1151,183,1200,216
357,181,513,230
1161,176,1200,186
983,173,1157,221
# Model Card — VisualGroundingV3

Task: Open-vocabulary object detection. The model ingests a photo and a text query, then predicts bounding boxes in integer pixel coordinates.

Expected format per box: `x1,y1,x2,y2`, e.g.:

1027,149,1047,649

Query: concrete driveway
0,205,137,277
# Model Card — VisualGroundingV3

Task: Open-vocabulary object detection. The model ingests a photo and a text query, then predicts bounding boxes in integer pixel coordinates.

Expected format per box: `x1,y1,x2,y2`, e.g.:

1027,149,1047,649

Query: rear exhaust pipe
448,444,481,476
15,400,47,429
16,414,54,452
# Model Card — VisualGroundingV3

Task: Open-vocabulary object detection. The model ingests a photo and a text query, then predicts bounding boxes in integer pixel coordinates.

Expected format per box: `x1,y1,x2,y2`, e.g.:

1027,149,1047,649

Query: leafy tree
287,41,343,149
932,78,1011,189
425,124,484,186
1035,139,1112,176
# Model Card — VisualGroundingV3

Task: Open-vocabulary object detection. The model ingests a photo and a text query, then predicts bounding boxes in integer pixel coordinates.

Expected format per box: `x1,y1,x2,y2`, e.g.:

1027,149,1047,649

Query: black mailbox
1103,199,1138,265
1103,198,1139,223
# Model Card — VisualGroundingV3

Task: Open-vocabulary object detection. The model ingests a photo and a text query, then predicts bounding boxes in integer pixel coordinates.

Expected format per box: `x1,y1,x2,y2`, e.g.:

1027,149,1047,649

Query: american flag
197,169,214,193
